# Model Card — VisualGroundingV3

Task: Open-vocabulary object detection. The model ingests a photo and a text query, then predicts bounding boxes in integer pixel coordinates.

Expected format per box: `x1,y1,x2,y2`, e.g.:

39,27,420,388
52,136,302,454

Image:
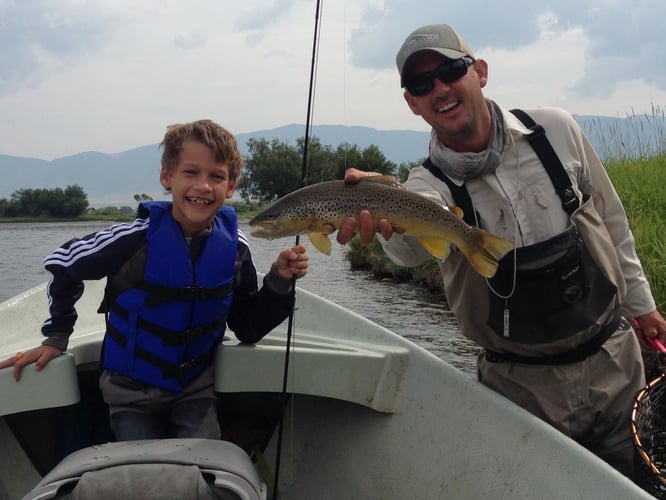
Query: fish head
248,203,307,239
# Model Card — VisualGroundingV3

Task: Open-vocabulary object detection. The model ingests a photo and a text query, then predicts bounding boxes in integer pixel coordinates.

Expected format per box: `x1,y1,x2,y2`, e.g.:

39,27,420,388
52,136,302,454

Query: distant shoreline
0,212,257,224
0,215,134,223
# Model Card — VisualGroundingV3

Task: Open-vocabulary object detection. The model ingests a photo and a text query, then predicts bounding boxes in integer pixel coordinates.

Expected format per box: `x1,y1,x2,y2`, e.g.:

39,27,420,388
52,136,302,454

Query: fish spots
249,179,514,276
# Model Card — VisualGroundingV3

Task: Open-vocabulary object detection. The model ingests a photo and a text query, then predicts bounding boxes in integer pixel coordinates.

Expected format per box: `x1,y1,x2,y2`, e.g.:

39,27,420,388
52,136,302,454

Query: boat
0,279,653,499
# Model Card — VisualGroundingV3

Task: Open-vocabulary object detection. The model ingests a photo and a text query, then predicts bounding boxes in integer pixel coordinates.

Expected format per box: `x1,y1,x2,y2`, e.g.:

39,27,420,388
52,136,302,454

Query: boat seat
22,438,267,500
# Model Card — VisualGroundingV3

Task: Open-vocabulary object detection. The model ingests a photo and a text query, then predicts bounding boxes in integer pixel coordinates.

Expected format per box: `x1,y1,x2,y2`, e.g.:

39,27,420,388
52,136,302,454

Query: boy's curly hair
160,119,243,182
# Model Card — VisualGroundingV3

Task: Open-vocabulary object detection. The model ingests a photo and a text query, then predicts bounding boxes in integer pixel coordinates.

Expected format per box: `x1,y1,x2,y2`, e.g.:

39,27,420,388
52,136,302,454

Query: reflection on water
0,221,478,376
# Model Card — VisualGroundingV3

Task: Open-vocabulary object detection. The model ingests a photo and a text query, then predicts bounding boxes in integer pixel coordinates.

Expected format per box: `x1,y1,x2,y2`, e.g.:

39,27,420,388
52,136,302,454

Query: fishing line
272,1,323,498
342,1,349,170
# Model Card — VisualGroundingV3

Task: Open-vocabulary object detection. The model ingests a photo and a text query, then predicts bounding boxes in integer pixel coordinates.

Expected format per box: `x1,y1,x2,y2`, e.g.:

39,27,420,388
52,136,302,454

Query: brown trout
249,176,514,278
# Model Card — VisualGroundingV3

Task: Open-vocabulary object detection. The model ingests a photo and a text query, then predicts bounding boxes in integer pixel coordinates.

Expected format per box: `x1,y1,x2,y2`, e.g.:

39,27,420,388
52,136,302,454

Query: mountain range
1,114,663,206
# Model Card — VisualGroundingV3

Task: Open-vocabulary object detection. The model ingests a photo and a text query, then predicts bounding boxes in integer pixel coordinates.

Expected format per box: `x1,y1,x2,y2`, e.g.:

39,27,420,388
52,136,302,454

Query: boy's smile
185,196,213,206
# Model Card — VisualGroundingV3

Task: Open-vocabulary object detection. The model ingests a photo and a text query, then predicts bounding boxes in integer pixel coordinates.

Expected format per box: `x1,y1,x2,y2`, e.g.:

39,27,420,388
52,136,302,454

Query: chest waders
423,109,618,359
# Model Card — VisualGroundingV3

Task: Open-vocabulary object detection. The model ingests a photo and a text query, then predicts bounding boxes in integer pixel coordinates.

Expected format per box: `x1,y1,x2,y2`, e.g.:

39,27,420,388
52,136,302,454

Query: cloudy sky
1,0,664,160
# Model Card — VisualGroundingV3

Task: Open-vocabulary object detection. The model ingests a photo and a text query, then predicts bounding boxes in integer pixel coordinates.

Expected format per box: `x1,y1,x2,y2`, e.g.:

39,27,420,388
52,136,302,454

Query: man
337,24,666,479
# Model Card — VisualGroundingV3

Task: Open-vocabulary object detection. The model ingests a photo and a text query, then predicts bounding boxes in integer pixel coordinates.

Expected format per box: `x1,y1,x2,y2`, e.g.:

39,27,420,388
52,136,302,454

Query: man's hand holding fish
336,168,392,246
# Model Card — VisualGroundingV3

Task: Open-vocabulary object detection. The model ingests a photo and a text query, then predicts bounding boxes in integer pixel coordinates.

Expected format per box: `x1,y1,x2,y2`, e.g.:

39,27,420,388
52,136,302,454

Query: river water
0,221,479,376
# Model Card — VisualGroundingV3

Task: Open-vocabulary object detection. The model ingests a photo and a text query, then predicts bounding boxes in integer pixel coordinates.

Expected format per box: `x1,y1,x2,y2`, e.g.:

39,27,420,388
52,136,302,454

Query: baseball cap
396,24,475,86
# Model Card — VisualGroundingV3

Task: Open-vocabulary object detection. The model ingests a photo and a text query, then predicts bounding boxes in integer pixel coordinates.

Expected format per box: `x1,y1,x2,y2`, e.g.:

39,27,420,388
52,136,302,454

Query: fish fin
308,232,332,255
359,175,403,188
416,237,452,259
447,205,464,219
460,231,515,278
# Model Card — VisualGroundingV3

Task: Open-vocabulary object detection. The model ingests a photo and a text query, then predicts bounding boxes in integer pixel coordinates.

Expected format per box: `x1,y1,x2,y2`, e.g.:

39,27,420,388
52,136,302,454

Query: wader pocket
487,226,617,344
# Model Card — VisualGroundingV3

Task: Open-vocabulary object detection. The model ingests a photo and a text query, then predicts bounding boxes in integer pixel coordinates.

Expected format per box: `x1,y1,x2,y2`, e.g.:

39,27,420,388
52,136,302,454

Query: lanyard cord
272,1,323,498
482,132,520,337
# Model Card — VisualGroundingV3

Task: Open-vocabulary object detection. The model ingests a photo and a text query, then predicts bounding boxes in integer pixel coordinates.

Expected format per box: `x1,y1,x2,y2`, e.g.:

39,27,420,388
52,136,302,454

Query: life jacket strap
140,281,233,306
106,324,215,381
107,301,226,346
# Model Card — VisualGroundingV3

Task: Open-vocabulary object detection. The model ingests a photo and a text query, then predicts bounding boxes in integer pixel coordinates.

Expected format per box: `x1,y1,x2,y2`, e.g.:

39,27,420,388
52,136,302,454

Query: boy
0,119,309,441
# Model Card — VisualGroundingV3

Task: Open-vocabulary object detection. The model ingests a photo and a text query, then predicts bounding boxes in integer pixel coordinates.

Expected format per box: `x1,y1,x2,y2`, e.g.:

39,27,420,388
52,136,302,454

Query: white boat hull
0,281,652,499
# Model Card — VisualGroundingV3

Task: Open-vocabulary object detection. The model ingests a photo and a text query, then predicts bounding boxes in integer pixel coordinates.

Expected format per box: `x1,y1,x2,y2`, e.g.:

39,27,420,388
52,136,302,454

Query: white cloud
0,0,664,160
479,21,589,110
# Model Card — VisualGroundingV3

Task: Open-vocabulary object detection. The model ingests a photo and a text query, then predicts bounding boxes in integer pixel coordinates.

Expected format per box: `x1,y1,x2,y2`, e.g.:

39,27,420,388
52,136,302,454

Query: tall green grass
607,156,666,311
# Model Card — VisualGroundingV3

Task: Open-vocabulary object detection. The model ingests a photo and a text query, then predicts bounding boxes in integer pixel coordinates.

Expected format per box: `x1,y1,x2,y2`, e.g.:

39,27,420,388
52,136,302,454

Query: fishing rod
271,0,323,498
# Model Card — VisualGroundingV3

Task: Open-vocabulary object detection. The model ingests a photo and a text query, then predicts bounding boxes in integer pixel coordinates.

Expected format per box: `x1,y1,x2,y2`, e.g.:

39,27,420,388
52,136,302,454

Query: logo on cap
405,33,439,49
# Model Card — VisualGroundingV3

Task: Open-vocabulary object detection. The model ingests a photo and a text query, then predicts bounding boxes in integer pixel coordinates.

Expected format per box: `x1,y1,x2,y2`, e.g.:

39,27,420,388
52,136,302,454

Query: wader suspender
422,158,477,227
422,108,580,225
509,109,579,215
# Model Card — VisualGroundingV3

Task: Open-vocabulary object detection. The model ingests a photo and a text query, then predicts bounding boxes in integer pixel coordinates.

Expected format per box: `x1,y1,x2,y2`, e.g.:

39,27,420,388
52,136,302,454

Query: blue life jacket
102,201,237,393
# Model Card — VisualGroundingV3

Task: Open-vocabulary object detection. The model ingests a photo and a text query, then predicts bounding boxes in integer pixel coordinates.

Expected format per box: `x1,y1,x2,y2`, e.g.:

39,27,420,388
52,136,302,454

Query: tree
0,198,15,217
238,138,302,202
334,144,396,177
43,187,67,216
358,145,396,176
239,137,399,202
333,143,365,179
298,137,339,185
3,185,88,217
11,188,39,216
396,159,426,183
60,185,89,217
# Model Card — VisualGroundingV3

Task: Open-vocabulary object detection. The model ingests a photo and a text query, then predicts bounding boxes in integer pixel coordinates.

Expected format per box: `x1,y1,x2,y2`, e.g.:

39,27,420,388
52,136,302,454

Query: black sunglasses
404,57,475,97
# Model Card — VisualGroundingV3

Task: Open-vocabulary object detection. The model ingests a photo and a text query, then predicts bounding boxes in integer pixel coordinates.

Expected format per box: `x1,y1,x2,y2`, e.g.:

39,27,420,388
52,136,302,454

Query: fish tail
461,231,514,278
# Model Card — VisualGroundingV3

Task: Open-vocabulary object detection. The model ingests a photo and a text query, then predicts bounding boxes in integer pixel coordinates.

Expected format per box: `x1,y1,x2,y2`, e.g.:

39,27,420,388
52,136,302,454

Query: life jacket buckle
177,286,205,301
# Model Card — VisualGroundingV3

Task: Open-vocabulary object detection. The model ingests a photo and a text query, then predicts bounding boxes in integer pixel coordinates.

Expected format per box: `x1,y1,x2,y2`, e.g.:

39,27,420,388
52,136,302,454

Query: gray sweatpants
99,364,220,440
